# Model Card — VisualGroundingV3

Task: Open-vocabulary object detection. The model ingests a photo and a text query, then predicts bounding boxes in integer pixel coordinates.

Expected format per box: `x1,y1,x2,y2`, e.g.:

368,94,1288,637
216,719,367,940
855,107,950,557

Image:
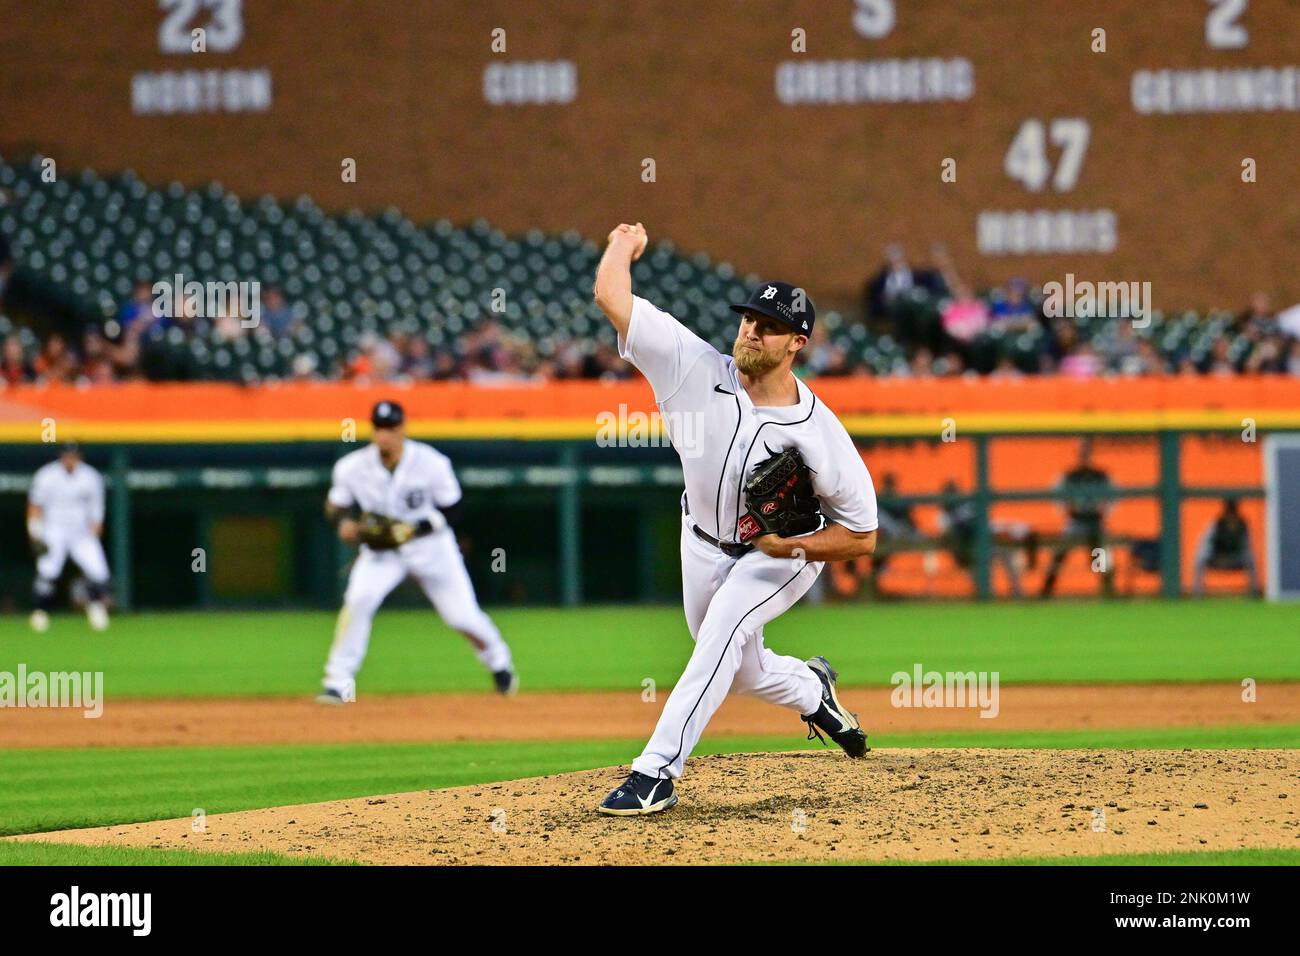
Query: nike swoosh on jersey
714,384,735,396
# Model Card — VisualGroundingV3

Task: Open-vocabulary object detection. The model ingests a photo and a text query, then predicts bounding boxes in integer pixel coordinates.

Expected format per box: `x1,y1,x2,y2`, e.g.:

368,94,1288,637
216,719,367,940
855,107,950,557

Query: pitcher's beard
732,341,781,376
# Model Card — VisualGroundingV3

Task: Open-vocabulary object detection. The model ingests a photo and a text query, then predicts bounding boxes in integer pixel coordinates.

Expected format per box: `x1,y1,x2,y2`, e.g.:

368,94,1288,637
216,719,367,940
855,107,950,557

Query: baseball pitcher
317,400,516,703
593,223,879,815
27,442,112,632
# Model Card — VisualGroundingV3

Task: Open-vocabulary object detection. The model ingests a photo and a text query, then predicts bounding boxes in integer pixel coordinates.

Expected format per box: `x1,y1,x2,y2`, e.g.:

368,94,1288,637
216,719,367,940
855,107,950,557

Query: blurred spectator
402,336,435,379
79,329,115,384
932,245,990,348
213,302,246,343
864,243,946,319
431,350,461,380
2,333,35,384
1242,333,1287,374
989,278,1037,332
1059,341,1102,378
260,286,297,338
35,332,78,382
1192,498,1260,596
908,347,934,378
1235,292,1276,335
115,280,160,337
347,331,402,382
1203,338,1237,376
589,341,632,381
864,243,948,353
1277,301,1300,340
990,354,1024,378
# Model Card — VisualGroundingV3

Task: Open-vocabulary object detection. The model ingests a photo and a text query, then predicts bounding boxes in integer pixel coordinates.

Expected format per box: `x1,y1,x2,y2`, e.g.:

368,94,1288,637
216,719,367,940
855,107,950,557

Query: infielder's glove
357,512,418,551
737,448,822,542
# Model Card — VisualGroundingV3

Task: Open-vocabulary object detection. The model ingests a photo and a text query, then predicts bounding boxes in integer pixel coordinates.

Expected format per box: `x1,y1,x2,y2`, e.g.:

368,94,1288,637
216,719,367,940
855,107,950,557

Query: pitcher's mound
18,749,1298,864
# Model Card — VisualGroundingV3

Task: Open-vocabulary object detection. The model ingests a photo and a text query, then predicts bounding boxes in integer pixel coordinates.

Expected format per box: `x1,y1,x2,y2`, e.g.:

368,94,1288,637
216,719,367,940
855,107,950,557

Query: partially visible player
1040,438,1113,597
27,442,112,632
318,400,516,703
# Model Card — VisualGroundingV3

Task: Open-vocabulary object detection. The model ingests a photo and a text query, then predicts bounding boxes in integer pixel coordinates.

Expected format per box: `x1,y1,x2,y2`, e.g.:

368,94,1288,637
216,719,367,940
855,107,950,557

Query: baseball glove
737,447,822,542
357,512,418,550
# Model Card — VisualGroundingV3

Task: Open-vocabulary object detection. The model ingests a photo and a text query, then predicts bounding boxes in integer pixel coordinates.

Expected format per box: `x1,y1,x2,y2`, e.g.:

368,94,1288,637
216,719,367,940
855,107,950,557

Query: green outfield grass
0,600,1294,698
7,844,1296,867
0,843,348,866
3,726,1296,838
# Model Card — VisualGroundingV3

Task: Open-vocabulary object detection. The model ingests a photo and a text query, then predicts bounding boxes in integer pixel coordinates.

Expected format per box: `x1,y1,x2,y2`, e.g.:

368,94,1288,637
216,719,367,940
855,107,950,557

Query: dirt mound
5,682,1295,749
18,749,1298,864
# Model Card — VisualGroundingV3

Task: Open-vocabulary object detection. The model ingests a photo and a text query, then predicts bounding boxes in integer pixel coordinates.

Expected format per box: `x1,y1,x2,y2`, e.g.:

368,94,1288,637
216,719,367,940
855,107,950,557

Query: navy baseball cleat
598,771,678,816
802,656,869,758
315,688,348,705
492,668,519,696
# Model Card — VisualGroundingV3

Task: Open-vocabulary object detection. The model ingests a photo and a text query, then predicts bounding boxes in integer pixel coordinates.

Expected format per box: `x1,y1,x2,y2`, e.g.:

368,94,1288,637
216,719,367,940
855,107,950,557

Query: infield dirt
18,749,1299,864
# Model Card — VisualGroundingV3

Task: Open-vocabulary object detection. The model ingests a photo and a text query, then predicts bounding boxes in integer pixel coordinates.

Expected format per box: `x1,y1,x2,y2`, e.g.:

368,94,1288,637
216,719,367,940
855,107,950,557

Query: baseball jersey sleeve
326,458,356,509
813,422,879,533
428,449,463,509
27,467,50,509
88,469,105,525
617,295,714,401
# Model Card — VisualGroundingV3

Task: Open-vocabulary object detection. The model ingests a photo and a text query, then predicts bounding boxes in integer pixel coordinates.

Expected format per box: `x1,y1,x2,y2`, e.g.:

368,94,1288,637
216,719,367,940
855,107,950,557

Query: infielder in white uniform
594,222,879,815
317,400,516,703
27,442,112,633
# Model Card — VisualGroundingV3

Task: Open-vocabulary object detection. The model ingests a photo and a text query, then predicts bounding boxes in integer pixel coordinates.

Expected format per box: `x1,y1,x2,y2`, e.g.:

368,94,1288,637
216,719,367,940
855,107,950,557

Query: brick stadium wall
1,0,1297,311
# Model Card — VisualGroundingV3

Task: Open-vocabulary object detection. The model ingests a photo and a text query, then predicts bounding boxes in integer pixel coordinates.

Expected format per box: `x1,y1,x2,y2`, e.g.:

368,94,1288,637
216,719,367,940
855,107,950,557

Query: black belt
684,494,752,558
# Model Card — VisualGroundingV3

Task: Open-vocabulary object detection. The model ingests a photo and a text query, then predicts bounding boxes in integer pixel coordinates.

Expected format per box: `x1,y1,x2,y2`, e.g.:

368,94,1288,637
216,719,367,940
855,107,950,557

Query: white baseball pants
36,532,111,585
631,515,825,780
323,531,511,695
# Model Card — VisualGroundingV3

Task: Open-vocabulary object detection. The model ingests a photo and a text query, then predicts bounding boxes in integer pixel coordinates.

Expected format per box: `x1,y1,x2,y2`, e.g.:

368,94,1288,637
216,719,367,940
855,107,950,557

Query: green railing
0,427,1274,608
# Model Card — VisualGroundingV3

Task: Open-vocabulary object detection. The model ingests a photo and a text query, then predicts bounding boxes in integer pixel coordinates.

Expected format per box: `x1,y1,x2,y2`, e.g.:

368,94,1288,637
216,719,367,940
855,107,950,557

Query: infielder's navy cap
371,400,405,428
61,441,82,455
729,281,815,335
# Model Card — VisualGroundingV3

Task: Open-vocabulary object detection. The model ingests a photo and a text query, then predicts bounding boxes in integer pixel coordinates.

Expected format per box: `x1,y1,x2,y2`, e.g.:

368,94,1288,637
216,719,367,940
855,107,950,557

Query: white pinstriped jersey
618,295,878,544
327,440,461,524
29,461,105,535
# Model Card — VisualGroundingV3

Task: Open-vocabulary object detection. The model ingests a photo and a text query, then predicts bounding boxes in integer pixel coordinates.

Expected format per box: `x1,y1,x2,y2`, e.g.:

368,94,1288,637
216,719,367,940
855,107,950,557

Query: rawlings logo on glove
737,447,822,542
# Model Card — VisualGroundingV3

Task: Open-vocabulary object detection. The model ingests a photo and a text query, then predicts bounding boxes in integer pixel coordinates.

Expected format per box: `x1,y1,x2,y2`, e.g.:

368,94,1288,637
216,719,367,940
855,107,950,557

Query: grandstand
3,155,1294,388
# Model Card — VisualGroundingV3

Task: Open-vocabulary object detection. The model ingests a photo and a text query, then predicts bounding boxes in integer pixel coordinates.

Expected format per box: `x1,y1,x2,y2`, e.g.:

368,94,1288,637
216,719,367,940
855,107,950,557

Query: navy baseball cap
729,281,816,336
371,400,405,428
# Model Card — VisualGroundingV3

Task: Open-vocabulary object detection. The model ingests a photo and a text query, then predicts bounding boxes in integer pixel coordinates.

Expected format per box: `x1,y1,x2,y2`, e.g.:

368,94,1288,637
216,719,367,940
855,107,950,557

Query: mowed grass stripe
4,725,1297,837
0,842,352,866
0,600,1295,698
5,844,1296,867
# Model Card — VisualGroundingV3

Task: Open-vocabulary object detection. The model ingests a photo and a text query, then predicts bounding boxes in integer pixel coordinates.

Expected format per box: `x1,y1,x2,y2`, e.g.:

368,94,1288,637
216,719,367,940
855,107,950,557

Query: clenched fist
607,222,648,262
